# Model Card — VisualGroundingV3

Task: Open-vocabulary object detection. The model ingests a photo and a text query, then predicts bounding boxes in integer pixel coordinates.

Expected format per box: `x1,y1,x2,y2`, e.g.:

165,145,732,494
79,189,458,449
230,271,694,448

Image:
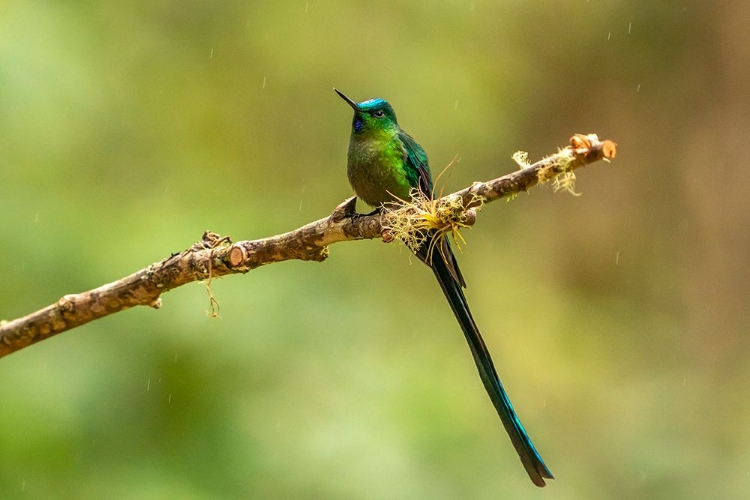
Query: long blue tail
418,236,553,487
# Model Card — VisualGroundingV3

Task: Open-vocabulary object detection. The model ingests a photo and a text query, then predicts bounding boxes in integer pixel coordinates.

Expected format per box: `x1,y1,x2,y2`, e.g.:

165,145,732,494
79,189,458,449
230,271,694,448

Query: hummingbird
335,89,553,487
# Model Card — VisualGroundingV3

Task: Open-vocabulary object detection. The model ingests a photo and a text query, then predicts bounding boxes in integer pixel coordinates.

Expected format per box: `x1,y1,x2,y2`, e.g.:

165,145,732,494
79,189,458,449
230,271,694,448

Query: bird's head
335,88,399,135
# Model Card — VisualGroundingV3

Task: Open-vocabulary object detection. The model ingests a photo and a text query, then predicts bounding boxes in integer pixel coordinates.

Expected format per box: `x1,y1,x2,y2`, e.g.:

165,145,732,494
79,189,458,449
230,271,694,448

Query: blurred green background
1,1,748,498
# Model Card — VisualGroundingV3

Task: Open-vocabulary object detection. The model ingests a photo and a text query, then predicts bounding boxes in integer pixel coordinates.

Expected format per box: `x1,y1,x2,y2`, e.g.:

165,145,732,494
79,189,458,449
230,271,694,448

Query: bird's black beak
334,88,360,112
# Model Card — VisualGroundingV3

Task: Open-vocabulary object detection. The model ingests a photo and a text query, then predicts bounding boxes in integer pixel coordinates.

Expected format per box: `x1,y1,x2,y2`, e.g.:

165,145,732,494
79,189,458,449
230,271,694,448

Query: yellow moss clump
552,170,581,196
514,148,581,196
512,150,531,169
382,189,481,256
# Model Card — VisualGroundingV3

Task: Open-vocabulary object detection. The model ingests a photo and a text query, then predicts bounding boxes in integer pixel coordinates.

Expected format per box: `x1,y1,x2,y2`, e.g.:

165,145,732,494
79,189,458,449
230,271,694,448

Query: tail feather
418,236,553,487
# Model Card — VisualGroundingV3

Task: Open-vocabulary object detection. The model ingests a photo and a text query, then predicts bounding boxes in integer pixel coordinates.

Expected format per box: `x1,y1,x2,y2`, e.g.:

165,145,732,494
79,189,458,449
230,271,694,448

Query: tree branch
0,134,616,358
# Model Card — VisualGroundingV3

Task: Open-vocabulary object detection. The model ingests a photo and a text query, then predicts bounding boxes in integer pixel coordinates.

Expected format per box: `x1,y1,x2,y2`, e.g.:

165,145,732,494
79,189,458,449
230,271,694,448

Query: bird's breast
347,138,411,206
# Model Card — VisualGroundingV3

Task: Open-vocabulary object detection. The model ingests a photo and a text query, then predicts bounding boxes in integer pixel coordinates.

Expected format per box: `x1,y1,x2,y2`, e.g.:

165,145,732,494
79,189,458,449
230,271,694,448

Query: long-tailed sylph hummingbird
335,89,553,487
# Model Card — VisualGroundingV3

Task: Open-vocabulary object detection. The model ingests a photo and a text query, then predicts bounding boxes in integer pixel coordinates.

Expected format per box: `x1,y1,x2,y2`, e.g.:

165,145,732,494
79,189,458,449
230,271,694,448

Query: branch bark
0,134,616,358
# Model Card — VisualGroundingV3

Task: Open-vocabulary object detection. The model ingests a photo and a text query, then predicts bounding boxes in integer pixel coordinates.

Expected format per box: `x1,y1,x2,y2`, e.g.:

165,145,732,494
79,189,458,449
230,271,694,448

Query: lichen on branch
381,189,482,255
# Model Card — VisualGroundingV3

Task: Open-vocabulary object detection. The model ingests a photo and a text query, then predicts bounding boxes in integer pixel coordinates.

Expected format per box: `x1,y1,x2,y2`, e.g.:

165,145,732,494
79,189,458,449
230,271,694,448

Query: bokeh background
1,1,748,498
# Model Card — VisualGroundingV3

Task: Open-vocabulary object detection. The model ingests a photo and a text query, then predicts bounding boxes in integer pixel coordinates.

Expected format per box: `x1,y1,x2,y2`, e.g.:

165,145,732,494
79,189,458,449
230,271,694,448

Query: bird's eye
373,110,385,118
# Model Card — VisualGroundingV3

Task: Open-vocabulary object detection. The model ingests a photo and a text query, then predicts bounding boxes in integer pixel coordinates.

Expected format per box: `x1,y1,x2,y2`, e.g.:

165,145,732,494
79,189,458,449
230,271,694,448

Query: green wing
399,130,464,286
398,131,433,198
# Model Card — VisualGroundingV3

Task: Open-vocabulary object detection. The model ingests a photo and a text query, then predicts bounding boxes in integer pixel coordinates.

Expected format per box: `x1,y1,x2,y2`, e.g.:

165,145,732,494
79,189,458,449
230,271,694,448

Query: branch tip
228,245,246,267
